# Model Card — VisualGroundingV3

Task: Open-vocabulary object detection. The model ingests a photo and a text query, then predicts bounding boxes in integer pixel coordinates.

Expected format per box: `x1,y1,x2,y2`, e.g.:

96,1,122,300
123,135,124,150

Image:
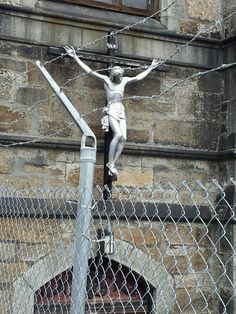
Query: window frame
71,0,159,16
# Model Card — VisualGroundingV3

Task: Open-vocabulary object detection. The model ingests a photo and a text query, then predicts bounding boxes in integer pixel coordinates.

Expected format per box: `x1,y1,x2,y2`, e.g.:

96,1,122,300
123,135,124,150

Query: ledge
0,196,234,224
0,2,164,34
0,3,225,68
0,2,226,46
0,134,235,160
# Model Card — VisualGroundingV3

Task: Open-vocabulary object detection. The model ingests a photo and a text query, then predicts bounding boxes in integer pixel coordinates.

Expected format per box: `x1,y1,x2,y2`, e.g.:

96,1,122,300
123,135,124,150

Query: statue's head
110,66,124,82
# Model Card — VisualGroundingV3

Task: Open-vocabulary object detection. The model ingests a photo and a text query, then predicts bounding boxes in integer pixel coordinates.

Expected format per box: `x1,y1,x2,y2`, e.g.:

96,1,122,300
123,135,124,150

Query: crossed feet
106,163,118,176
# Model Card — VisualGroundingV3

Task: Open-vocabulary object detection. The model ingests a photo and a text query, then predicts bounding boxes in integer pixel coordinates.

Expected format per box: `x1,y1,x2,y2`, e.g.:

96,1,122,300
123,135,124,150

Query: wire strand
1,60,235,148
0,6,235,146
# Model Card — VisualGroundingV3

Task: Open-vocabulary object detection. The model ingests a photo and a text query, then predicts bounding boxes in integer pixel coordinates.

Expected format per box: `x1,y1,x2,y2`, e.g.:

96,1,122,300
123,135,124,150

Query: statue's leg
113,119,126,165
107,116,122,173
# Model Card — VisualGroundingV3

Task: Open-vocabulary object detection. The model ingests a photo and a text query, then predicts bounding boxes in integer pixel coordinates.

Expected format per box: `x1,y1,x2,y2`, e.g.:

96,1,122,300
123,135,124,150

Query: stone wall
0,216,226,313
0,38,223,187
161,0,224,37
0,1,235,313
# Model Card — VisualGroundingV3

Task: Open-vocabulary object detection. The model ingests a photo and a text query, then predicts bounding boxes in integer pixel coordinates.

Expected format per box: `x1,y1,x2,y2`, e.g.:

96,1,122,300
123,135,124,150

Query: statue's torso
104,79,126,120
104,80,125,104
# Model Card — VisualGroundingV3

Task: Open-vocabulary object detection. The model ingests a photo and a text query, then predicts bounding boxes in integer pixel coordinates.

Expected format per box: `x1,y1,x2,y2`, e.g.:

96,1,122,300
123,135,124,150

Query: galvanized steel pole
69,136,96,313
36,61,97,314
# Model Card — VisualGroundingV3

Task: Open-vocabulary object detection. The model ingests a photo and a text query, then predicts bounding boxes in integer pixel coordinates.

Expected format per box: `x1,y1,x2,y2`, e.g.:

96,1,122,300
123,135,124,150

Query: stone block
168,66,197,80
0,105,31,132
58,220,75,242
179,92,221,122
175,273,204,288
66,164,80,187
187,0,221,21
38,120,73,137
0,150,14,174
47,150,77,164
0,242,17,261
47,178,66,186
190,247,212,272
94,166,103,186
0,70,14,100
197,72,222,93
83,72,105,90
114,222,163,261
0,57,26,72
118,154,141,168
46,62,77,86
16,86,48,105
115,223,161,248
0,218,61,243
127,128,150,143
0,288,11,314
153,119,219,150
26,61,50,86
126,110,153,130
141,156,168,169
90,124,104,140
174,287,212,313
23,153,48,167
153,159,213,186
0,262,28,283
115,167,153,186
17,243,53,262
163,254,190,274
23,164,64,176
164,223,211,247
13,43,43,60
180,20,199,35
0,175,44,189
125,78,161,96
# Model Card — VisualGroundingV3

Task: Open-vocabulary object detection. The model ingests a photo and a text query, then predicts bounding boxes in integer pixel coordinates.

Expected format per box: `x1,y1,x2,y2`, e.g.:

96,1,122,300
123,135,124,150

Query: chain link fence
0,179,235,313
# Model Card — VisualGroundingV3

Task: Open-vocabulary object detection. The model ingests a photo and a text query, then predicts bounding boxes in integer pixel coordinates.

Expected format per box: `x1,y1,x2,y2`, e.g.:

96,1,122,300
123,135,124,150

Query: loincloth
101,103,126,132
107,102,126,120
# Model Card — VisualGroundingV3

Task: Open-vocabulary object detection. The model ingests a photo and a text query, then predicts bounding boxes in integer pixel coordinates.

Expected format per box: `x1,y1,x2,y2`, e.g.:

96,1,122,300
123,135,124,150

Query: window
76,0,159,16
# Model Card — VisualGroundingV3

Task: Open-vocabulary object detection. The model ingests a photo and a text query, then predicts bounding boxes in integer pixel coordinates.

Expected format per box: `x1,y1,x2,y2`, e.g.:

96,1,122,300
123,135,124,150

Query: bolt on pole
36,61,97,314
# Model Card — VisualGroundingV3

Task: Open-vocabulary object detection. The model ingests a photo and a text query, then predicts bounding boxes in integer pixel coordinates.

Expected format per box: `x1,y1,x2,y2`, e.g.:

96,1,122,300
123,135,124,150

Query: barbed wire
0,6,235,146
0,67,110,127
1,59,235,148
0,63,148,127
0,0,178,128
44,0,178,63
2,0,178,89
1,61,235,147
125,61,236,102
1,7,235,129
0,105,107,148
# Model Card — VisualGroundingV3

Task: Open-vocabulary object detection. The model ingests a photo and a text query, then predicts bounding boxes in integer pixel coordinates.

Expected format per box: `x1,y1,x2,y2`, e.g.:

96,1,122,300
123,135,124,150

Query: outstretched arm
125,59,159,84
64,46,108,82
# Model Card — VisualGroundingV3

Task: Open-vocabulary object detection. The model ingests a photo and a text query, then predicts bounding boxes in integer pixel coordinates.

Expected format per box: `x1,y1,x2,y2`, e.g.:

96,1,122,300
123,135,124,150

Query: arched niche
34,257,153,313
11,240,174,313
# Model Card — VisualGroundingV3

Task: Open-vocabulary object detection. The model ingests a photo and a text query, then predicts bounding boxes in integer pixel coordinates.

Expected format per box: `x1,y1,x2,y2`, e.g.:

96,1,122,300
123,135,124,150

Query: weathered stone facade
0,0,235,313
0,216,226,313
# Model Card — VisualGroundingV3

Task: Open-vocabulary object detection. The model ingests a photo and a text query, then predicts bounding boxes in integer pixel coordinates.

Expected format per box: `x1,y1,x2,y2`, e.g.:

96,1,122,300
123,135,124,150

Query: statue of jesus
64,46,158,176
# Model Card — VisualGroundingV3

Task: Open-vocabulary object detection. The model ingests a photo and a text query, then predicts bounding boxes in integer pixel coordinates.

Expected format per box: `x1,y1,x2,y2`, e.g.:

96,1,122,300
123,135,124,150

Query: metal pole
70,136,96,314
36,61,97,314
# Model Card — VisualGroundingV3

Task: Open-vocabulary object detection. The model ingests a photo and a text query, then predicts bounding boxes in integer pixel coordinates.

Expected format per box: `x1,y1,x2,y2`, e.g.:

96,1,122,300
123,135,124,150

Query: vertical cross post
103,31,118,199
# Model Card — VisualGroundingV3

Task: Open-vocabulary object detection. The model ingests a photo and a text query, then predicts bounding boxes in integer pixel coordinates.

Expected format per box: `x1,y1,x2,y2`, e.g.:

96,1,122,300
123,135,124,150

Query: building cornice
0,134,235,161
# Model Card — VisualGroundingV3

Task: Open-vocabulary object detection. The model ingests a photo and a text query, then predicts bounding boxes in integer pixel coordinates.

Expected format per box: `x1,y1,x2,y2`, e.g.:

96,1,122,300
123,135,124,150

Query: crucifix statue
64,46,158,177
